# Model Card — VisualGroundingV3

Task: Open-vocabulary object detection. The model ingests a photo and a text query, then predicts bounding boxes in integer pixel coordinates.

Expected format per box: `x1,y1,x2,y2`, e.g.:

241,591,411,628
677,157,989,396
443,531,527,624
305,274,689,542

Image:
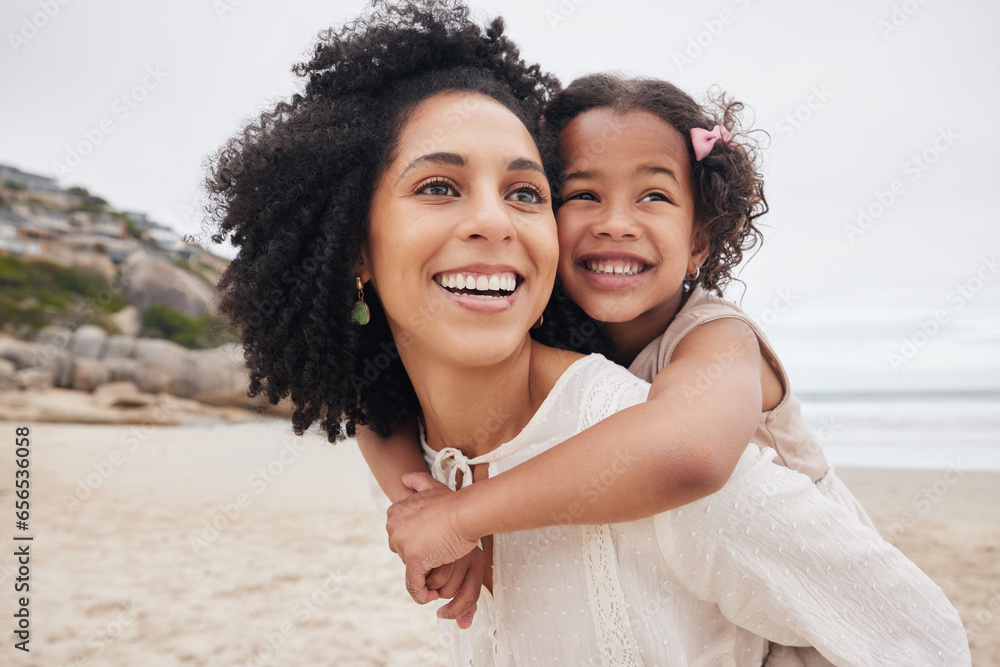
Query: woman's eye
640,192,671,203
508,183,547,205
564,191,596,202
417,180,457,196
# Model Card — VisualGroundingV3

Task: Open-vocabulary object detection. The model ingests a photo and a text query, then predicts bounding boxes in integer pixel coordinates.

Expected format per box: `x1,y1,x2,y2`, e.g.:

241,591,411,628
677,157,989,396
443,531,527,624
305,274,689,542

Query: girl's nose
590,205,641,240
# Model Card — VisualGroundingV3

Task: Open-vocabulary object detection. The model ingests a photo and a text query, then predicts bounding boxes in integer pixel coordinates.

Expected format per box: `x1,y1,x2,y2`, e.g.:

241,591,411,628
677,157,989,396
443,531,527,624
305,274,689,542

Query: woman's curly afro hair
206,0,605,443
541,74,768,295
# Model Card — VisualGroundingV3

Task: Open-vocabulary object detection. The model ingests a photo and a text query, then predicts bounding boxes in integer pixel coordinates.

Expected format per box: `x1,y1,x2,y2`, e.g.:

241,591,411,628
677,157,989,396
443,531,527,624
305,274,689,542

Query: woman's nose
461,192,515,242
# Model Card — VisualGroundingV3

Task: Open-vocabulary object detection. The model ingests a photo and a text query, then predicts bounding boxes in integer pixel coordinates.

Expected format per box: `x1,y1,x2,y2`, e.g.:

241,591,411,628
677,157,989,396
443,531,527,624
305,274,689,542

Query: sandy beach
1,419,998,666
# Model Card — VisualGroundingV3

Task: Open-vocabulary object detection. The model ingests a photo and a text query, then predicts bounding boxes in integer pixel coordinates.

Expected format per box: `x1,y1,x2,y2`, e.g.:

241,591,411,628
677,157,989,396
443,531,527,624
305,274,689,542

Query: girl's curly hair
205,0,607,443
541,74,768,295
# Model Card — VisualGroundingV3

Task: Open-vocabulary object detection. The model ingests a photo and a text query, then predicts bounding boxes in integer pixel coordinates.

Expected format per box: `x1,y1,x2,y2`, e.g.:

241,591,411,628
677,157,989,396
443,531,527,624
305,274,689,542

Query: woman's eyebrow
396,152,465,183
507,156,544,173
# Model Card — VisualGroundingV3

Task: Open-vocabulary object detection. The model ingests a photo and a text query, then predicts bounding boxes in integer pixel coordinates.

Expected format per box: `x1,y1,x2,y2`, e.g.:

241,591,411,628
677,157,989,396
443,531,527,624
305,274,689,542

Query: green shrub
0,256,126,334
140,303,235,349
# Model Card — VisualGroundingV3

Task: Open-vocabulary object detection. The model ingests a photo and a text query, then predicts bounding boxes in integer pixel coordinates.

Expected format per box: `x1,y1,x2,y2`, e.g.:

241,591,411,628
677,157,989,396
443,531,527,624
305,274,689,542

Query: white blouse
421,354,970,666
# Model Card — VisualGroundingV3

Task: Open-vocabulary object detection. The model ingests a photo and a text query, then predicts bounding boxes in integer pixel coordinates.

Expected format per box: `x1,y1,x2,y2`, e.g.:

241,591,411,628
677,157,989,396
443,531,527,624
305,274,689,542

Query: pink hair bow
690,124,732,161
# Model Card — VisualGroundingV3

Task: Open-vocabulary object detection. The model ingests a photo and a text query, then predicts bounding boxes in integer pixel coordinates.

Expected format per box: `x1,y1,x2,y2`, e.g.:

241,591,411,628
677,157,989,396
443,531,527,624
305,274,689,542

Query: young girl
206,1,968,663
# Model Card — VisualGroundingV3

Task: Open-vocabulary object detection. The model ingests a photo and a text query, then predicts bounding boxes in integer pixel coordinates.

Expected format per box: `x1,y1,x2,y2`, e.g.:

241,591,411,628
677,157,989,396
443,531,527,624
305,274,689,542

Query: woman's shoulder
532,345,649,409
565,354,650,431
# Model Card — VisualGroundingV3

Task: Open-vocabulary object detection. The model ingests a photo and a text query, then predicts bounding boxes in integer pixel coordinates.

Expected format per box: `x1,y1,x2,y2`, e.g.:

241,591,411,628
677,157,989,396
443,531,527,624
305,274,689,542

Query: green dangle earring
351,277,370,326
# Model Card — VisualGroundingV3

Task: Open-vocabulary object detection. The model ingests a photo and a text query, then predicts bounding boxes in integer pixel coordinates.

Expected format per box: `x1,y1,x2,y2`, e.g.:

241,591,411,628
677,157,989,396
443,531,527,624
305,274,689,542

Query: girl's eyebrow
562,169,594,183
639,165,679,185
396,152,465,183
562,166,679,186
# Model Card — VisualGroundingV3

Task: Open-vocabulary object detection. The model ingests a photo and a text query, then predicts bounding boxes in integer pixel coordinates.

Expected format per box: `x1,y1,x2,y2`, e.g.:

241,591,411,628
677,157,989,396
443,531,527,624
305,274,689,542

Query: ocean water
746,294,1000,471
799,395,1000,471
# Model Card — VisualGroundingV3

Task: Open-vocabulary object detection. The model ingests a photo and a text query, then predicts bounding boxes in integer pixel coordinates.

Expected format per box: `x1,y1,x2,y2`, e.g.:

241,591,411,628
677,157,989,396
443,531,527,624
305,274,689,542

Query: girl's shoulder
629,286,756,381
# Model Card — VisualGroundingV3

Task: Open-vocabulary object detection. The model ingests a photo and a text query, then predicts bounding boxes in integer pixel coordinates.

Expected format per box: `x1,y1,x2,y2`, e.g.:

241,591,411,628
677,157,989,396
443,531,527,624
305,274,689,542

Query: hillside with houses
0,162,290,422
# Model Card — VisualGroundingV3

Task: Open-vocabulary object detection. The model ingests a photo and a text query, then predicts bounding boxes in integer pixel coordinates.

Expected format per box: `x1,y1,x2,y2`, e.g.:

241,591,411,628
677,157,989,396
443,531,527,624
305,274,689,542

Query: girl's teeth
489,275,500,291
587,260,644,275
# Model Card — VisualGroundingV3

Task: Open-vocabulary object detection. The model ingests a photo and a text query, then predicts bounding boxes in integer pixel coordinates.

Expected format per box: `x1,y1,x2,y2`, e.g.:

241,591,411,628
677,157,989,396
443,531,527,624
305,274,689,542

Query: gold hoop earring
531,313,544,330
685,266,701,282
351,277,370,325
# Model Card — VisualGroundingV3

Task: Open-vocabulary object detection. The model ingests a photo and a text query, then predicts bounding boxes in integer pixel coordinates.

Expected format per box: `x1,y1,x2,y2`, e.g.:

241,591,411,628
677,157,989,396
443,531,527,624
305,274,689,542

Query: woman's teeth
435,271,518,298
585,259,646,275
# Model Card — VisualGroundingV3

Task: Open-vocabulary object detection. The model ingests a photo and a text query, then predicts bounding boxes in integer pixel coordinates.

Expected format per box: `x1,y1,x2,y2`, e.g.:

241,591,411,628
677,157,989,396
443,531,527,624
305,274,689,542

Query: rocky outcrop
121,251,218,318
0,385,262,425
0,331,294,424
110,305,141,337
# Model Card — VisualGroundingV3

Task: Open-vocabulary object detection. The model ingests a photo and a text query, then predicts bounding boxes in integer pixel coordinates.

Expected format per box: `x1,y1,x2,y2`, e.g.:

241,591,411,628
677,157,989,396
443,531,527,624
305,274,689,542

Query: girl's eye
508,183,548,205
564,191,597,202
640,192,671,203
417,179,457,197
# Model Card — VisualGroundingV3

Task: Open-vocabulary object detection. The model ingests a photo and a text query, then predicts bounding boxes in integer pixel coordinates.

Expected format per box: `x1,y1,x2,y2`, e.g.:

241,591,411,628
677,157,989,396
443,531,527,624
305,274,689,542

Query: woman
207,2,970,664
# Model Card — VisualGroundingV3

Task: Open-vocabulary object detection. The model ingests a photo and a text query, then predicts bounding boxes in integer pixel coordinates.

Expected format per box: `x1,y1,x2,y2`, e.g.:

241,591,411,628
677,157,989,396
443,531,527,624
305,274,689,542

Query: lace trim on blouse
579,365,644,666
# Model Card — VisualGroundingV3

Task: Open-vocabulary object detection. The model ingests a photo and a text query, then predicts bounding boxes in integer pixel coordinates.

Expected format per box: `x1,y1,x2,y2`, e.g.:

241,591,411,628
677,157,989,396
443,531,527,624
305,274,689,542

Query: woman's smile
433,266,523,313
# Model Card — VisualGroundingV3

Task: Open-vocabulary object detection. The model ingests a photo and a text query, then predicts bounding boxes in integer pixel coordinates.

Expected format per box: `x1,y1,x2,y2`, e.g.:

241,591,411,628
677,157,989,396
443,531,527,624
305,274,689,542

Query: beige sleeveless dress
630,286,876,666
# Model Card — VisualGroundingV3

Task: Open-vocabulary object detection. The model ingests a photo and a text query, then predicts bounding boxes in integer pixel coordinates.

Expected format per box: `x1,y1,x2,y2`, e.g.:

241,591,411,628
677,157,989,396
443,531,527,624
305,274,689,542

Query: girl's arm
458,317,765,530
357,417,483,627
388,318,772,601
356,417,427,504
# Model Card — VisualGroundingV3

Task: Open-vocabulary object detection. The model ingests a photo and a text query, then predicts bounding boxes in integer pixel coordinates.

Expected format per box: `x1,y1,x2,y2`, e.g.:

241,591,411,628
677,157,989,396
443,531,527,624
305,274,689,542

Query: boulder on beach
69,324,108,359
0,336,74,387
122,251,218,318
0,358,18,391
72,357,111,392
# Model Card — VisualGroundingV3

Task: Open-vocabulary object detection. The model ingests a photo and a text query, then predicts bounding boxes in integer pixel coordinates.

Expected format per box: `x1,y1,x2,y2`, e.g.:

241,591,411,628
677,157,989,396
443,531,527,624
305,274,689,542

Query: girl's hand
386,472,480,605
430,548,484,629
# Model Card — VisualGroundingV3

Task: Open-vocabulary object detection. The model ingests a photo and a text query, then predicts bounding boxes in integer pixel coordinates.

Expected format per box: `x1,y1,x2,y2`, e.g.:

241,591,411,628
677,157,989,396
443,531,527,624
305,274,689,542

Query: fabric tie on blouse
429,446,490,490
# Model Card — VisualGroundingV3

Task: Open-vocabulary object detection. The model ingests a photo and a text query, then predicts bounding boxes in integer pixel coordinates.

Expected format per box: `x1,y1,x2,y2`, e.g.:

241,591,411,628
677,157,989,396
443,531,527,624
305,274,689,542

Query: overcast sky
2,0,998,389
